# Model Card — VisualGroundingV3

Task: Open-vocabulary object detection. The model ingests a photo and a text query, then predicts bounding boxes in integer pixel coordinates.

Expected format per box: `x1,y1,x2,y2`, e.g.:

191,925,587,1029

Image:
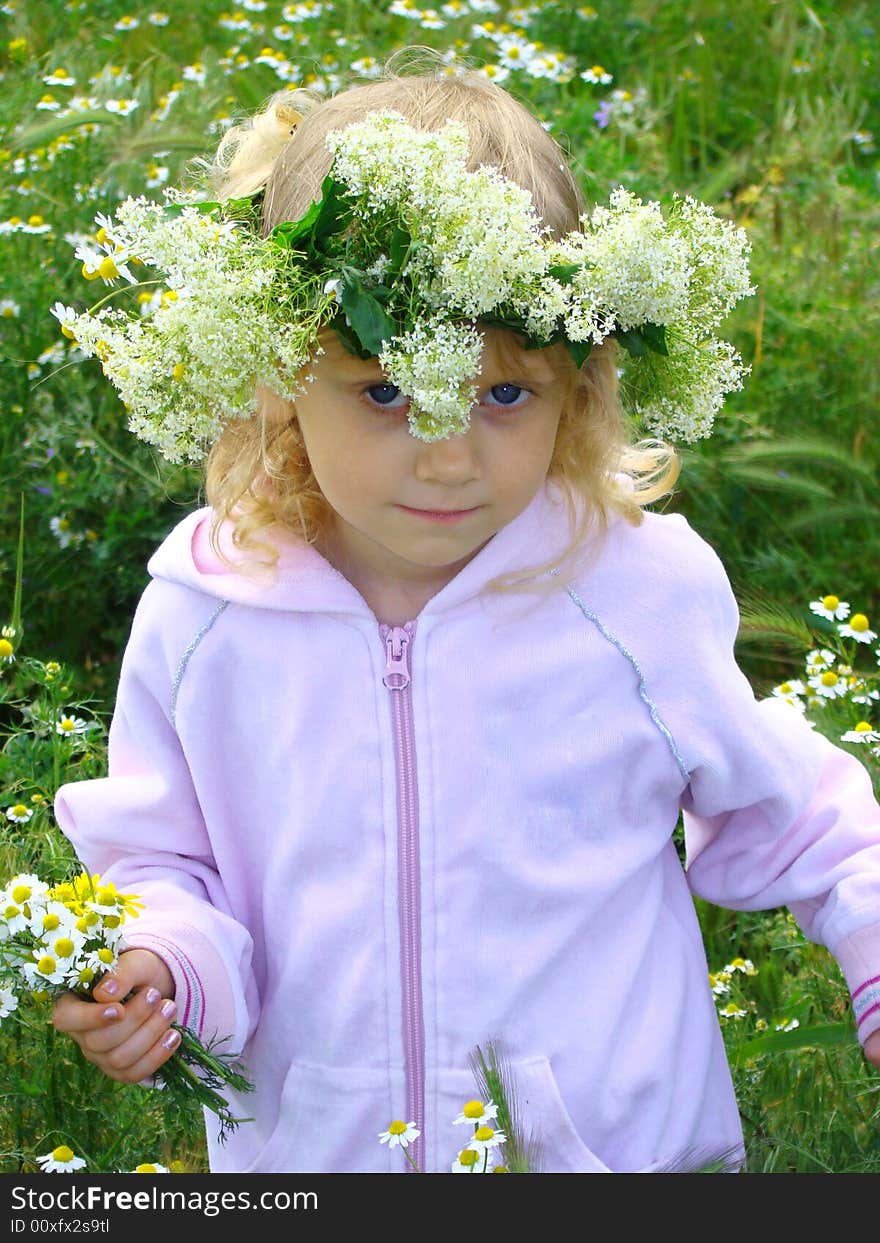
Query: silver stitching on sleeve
550,569,690,782
170,600,229,728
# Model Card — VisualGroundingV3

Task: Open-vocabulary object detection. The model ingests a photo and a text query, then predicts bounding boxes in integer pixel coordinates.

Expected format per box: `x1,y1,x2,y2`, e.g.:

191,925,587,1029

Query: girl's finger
93,1025,183,1086
80,994,177,1060
52,990,117,1035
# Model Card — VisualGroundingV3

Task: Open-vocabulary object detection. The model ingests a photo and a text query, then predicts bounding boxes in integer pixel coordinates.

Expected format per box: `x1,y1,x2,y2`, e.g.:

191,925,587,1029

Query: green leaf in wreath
615,322,668,358
548,262,581,285
338,276,398,355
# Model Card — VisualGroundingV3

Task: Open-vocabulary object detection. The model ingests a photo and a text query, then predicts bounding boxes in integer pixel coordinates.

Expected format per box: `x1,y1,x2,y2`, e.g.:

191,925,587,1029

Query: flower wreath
54,110,755,465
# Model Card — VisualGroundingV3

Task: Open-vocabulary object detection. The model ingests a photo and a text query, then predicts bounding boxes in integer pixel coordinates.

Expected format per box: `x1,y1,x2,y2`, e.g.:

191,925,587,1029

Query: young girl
52,62,880,1175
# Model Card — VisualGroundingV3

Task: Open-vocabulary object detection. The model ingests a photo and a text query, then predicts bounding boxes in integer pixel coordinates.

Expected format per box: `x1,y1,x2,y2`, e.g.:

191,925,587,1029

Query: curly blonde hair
199,49,679,591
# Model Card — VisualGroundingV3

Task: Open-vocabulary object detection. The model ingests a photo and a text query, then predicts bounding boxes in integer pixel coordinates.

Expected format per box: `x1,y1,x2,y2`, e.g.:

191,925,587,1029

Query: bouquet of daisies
0,870,253,1141
54,110,754,464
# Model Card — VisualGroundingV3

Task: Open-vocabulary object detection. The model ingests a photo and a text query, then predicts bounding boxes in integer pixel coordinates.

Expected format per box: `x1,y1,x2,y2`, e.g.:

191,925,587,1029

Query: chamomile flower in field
104,98,139,117
0,299,20,318
5,803,33,823
709,971,731,995
131,1162,170,1173
810,594,850,621
806,648,836,674
36,94,60,111
467,1124,507,1152
841,722,880,744
839,614,877,644
378,1120,420,1149
581,64,614,84
113,14,139,30
718,1002,747,1020
808,668,849,699
453,1099,499,1127
148,11,170,24
0,638,14,665
725,958,757,976
56,714,89,737
36,1146,87,1173
451,1147,483,1172
775,1018,799,1032
43,68,76,87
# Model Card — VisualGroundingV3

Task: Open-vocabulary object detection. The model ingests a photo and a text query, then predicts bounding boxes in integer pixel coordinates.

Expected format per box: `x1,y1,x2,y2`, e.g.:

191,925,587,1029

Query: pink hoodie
54,481,880,1173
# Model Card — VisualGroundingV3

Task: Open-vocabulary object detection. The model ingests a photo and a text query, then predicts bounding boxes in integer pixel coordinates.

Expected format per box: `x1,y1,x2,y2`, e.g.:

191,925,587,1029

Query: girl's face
290,327,567,604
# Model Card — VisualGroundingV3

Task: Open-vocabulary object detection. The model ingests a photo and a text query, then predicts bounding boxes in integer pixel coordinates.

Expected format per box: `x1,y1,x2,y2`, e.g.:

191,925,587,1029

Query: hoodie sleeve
651,524,880,1046
54,580,258,1054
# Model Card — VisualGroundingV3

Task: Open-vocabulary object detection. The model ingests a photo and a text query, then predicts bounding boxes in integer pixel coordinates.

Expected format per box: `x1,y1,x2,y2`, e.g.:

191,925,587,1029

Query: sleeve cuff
120,925,239,1049
832,921,880,1045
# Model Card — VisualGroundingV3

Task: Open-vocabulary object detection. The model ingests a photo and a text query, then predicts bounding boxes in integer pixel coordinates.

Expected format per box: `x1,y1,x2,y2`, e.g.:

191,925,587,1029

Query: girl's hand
865,1029,880,1070
52,948,180,1084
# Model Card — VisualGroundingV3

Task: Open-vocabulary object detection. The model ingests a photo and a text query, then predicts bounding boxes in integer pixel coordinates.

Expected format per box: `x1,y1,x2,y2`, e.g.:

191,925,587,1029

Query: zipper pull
380,621,415,690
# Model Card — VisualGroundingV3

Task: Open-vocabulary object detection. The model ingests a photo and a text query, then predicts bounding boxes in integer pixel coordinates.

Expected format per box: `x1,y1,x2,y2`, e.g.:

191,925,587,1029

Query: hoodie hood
147,479,586,616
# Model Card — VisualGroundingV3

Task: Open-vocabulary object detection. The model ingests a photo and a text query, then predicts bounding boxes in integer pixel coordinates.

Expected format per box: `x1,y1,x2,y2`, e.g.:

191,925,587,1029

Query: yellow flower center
0,640,13,658
97,947,115,964
855,721,873,732
11,884,31,903
172,362,186,380
78,967,95,984
492,1165,509,1172
161,290,178,307
82,262,101,280
458,1149,479,1167
474,1126,494,1142
10,804,28,818
850,614,869,632
779,682,792,693
103,914,121,929
75,917,89,933
98,255,119,280
61,323,77,340
54,937,75,958
43,913,61,930
52,1146,74,1163
134,1163,158,1173
822,595,839,610
388,1120,407,1135
59,717,75,731
462,1100,485,1119
820,671,838,687
591,64,606,75
37,955,56,974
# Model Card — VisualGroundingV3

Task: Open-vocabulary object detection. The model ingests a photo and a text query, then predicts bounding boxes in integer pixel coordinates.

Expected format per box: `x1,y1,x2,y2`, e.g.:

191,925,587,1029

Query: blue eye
364,383,408,410
485,383,528,408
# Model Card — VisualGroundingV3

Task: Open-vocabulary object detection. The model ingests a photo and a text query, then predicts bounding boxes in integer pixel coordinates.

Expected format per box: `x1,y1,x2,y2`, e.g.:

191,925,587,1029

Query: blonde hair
199,49,679,591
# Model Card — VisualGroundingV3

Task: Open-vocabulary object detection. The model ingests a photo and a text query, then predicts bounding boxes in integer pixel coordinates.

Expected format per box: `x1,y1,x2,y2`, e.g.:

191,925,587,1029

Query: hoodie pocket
240,1059,396,1174
436,1055,611,1174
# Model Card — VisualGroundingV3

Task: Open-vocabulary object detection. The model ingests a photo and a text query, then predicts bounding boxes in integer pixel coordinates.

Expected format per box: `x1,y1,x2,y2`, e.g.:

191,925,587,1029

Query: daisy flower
0,300,19,318
451,1147,485,1172
104,98,139,117
807,669,849,699
0,986,19,1020
56,714,89,736
581,64,613,84
452,1099,499,1127
809,594,850,621
0,638,15,665
838,613,877,644
36,1146,87,1173
378,1120,420,1149
841,722,880,744
466,1123,507,1152
5,803,33,823
805,648,836,674
131,1162,169,1172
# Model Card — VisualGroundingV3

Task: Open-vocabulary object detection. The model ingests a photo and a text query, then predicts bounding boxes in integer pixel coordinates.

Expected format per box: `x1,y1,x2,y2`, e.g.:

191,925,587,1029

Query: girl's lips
397,505,481,522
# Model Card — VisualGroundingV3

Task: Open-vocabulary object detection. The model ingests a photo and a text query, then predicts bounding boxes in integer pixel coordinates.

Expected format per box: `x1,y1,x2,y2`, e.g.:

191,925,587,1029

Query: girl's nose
414,431,480,483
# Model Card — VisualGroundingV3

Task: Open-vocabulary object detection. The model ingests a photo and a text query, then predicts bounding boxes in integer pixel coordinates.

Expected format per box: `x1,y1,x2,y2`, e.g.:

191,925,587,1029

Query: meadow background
1,0,878,1173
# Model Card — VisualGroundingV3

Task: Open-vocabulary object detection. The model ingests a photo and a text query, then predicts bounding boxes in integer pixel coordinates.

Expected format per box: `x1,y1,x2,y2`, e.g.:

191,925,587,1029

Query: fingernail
161,1029,181,1051
145,988,160,1006
102,1006,119,1021
102,979,119,997
160,1000,176,1020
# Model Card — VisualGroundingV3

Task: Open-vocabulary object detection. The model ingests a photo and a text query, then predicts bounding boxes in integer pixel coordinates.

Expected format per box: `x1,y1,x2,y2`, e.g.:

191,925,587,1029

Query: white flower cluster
55,199,324,463
0,872,140,1012
56,110,755,459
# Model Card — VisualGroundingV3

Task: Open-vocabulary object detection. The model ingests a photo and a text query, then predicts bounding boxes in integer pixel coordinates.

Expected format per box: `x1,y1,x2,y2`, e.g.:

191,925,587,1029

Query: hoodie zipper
380,620,425,1174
